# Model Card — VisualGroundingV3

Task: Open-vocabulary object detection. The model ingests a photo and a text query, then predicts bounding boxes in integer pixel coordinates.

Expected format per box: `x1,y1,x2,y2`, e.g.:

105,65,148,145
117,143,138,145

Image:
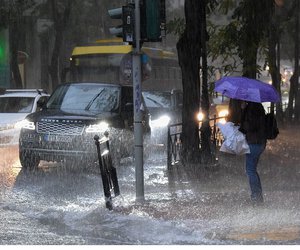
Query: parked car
0,89,49,145
19,82,150,170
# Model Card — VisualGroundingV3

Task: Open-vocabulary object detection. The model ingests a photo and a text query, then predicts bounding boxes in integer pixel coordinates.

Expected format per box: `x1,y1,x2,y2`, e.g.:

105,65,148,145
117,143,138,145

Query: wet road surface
0,125,300,244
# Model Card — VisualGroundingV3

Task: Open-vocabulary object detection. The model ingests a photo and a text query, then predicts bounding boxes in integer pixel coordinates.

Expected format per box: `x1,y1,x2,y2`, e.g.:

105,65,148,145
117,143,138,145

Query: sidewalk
116,124,300,243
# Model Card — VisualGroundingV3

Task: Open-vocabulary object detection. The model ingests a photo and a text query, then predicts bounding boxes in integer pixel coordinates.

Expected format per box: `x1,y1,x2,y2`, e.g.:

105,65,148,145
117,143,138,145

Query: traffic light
108,5,135,43
108,1,165,44
122,4,135,43
108,7,123,37
140,0,166,42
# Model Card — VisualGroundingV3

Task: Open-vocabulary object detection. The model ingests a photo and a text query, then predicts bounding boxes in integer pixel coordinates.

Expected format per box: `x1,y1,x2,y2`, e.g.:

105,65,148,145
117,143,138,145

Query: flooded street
1,125,300,244
1,0,299,246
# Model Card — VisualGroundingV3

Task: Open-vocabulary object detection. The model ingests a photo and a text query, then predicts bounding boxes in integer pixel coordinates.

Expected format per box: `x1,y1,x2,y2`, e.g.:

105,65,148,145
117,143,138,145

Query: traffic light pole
133,0,144,202
108,0,165,203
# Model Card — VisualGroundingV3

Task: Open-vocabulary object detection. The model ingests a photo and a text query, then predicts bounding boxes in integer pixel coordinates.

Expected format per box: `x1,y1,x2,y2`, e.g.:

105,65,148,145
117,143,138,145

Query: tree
169,0,298,167
47,0,73,90
230,1,273,79
176,0,203,164
210,0,284,109
268,0,300,122
267,0,285,122
168,0,230,164
289,0,300,122
1,0,35,88
199,0,214,164
37,0,123,90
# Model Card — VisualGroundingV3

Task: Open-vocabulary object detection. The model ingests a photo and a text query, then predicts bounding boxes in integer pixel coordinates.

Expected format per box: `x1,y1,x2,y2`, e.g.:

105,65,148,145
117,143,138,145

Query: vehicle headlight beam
150,115,171,128
86,121,109,133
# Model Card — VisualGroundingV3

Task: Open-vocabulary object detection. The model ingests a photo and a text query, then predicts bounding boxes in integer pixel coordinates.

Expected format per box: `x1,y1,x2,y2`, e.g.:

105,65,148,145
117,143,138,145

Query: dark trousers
246,143,266,201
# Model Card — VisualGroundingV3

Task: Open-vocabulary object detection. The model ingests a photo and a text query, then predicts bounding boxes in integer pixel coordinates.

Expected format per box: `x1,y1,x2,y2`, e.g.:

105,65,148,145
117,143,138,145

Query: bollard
103,132,120,196
94,134,113,210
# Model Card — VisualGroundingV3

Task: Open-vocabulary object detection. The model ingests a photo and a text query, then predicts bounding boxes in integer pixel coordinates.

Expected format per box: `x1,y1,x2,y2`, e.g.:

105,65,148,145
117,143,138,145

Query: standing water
1,126,300,244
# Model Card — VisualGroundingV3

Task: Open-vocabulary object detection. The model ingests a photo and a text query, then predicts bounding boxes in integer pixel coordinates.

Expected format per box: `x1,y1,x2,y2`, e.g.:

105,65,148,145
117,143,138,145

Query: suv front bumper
19,129,102,162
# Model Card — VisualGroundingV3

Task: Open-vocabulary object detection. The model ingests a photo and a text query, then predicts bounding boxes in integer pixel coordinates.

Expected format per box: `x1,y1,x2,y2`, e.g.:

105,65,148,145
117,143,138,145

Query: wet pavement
116,124,300,244
0,124,300,244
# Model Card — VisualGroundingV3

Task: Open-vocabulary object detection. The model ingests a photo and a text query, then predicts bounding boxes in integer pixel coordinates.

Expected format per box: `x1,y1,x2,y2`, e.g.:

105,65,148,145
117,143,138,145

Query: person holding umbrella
239,101,266,205
214,76,280,205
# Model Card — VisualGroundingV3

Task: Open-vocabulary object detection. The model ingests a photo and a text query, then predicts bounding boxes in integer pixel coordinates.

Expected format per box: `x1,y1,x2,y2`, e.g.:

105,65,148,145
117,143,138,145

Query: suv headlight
18,119,35,130
150,115,171,128
86,121,109,133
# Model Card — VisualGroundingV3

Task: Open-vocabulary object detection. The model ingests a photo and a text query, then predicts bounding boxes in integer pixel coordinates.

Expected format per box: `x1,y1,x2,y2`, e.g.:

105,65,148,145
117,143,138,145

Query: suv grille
37,122,85,135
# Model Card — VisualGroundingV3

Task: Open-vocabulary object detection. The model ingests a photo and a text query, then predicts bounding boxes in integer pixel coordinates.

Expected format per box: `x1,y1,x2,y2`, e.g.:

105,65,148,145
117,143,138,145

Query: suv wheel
19,150,40,170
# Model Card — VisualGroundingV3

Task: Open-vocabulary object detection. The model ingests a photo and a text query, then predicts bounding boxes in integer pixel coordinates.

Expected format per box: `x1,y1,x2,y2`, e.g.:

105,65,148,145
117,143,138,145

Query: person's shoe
251,195,264,206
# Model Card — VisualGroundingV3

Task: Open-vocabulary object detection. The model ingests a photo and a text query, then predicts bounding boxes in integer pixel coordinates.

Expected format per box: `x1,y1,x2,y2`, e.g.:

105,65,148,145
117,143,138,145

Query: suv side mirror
37,98,47,110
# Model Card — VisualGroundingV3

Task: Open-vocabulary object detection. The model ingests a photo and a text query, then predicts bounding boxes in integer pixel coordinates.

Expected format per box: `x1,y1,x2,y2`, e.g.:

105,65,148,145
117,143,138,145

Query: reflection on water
0,145,22,192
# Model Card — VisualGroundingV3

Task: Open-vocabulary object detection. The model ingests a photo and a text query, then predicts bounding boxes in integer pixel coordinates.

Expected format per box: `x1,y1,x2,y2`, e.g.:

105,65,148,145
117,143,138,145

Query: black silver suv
19,82,150,170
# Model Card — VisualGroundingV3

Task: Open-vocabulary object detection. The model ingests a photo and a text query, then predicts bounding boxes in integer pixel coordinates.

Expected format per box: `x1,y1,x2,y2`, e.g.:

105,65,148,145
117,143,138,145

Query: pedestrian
239,101,266,205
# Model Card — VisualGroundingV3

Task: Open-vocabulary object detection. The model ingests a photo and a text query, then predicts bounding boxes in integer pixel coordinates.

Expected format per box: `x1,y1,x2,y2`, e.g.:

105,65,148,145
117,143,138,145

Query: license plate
44,134,73,143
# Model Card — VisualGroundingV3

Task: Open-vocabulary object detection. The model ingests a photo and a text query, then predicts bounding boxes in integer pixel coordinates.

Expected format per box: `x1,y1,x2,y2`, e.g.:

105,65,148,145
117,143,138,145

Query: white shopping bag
217,122,250,155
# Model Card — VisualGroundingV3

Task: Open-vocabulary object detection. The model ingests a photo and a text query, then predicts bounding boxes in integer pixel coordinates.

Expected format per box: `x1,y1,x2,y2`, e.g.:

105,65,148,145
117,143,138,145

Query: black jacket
239,103,267,144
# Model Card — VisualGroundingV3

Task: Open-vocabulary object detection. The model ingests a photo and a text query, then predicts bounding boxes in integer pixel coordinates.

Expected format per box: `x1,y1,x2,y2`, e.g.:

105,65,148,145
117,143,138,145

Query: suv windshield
47,83,120,114
0,97,34,113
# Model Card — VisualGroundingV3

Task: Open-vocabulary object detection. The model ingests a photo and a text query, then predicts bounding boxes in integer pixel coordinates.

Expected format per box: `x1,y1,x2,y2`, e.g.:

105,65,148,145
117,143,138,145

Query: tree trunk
9,22,23,88
288,73,297,121
268,5,283,122
40,33,50,91
199,0,213,164
241,37,258,79
241,15,258,79
238,0,270,80
49,29,63,90
176,0,202,164
293,0,300,121
48,0,72,90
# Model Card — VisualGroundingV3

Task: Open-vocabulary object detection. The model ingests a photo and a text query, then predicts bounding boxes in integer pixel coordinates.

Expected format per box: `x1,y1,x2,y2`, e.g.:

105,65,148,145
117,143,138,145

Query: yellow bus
65,42,182,92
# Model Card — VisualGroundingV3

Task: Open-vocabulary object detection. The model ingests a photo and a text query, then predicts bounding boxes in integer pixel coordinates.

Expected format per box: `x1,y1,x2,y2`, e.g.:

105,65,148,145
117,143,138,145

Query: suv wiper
85,89,104,111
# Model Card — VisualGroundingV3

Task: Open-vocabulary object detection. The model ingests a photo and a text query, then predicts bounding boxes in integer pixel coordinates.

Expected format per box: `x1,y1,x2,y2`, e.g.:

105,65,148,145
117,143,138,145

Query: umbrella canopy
214,76,280,103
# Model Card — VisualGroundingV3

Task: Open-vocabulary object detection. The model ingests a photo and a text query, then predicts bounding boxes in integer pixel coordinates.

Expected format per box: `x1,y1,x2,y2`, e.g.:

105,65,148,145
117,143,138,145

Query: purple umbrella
214,76,280,103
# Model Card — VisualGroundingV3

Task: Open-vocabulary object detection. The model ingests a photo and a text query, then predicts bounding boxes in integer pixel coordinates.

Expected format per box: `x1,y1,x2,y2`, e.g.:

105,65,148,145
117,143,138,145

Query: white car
0,89,49,145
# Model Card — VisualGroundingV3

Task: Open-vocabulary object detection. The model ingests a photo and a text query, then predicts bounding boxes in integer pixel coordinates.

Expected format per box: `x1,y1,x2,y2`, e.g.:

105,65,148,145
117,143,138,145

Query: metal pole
94,135,112,210
133,0,144,202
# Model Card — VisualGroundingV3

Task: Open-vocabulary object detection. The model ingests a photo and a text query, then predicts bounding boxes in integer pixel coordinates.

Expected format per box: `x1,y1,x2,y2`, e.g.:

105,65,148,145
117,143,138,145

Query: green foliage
30,0,122,46
0,0,36,32
207,0,275,78
167,17,185,36
167,0,222,38
208,21,238,59
214,0,238,14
